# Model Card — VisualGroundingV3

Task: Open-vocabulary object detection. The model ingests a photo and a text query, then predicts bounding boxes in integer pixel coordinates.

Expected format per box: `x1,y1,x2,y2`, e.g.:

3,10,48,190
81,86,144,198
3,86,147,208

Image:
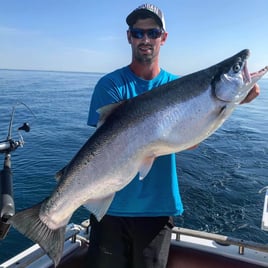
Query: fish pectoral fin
83,193,115,221
8,202,66,267
139,156,156,180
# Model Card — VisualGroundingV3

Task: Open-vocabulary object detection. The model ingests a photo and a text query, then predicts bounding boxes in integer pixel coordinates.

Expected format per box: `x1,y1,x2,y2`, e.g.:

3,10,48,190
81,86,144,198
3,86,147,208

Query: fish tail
8,202,66,267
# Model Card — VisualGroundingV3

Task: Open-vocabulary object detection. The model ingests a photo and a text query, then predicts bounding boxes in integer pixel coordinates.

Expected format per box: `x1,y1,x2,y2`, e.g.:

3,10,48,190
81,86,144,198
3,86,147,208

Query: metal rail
172,227,268,255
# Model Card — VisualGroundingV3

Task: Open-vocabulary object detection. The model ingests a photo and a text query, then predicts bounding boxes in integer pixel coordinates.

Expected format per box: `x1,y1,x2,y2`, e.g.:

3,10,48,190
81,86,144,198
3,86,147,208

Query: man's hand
240,84,260,104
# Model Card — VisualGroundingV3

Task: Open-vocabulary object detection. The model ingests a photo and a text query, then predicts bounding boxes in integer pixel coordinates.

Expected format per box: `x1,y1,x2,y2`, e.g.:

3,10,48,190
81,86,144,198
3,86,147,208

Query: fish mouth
250,66,268,82
242,61,251,84
243,61,268,85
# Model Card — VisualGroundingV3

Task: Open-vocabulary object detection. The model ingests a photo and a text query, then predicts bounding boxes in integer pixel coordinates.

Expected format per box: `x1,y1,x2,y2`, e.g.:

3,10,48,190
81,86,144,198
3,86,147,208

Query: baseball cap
126,4,166,31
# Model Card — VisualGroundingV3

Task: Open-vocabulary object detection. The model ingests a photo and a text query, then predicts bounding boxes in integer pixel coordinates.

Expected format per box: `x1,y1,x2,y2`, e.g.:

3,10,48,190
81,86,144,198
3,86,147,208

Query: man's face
127,18,167,64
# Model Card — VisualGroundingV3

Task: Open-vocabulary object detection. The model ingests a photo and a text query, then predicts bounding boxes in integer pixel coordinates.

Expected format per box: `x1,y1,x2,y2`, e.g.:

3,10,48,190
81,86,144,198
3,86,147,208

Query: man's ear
127,30,132,44
160,32,168,45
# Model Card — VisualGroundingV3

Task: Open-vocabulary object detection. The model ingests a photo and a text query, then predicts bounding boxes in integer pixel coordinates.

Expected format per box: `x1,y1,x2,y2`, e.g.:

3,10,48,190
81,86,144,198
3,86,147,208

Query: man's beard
135,44,155,63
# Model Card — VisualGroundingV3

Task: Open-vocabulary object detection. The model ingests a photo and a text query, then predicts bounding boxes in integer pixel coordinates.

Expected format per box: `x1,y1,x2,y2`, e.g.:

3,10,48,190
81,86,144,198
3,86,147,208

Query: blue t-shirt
87,66,184,217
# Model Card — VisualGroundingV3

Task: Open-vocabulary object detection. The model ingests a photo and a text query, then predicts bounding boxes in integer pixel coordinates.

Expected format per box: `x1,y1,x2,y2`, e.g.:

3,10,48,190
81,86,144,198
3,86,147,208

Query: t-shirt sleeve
87,75,123,127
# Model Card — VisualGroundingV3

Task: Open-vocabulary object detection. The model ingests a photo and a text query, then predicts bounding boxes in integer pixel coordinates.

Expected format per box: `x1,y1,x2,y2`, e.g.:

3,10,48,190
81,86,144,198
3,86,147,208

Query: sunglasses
129,28,163,39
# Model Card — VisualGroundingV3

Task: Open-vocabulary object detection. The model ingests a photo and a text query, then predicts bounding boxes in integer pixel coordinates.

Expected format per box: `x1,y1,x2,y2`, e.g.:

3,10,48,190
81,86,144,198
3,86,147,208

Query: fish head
213,49,268,103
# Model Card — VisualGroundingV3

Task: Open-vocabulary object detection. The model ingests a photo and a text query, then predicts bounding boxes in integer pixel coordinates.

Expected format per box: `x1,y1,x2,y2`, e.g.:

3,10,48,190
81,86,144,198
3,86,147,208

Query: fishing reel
0,104,33,239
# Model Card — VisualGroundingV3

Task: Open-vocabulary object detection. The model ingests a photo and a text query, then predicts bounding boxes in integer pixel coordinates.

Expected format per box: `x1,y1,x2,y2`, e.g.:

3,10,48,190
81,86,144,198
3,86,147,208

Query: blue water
0,69,268,262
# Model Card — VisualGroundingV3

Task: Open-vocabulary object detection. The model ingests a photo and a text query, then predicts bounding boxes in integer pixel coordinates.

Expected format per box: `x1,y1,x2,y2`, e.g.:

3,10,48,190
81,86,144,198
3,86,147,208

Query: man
86,4,259,268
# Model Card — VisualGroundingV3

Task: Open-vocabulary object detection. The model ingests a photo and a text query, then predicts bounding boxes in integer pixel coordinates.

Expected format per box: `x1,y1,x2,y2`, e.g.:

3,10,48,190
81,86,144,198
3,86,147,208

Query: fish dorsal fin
97,101,123,128
83,193,115,221
139,156,156,180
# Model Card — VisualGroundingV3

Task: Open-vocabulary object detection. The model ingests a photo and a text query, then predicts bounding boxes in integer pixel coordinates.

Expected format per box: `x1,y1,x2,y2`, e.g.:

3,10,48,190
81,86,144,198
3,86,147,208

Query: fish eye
232,61,242,73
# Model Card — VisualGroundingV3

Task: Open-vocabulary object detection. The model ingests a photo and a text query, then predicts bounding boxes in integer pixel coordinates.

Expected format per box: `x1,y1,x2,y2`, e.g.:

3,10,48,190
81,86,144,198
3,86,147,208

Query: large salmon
9,49,268,266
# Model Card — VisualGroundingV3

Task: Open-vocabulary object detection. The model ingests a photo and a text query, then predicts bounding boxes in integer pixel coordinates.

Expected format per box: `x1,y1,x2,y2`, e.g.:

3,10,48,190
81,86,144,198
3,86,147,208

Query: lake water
0,69,268,262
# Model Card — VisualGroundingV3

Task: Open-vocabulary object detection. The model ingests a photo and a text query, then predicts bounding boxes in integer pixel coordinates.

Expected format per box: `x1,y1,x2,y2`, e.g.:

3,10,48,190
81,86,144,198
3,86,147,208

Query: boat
1,218,268,268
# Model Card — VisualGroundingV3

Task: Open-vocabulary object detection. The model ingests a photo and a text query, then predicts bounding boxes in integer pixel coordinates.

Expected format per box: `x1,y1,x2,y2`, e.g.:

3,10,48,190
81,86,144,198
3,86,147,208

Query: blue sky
0,0,267,75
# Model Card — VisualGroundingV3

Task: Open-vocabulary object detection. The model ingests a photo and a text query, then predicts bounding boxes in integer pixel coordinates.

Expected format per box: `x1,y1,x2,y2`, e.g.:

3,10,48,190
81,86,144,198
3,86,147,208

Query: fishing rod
0,103,33,239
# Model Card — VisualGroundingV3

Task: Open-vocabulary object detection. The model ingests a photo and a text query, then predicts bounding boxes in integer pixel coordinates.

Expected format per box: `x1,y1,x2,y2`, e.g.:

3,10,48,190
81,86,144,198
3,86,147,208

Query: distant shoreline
0,68,105,76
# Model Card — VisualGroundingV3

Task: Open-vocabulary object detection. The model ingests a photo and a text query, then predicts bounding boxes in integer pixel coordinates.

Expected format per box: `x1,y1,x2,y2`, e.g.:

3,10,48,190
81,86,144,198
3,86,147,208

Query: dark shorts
86,214,174,268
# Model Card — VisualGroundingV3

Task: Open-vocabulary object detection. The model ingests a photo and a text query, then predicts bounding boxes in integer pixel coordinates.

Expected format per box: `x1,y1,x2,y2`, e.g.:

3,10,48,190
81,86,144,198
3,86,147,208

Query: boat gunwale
1,222,268,268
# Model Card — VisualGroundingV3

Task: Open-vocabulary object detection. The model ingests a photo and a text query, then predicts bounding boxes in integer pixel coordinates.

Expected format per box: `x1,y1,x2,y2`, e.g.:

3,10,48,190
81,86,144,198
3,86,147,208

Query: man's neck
129,61,160,80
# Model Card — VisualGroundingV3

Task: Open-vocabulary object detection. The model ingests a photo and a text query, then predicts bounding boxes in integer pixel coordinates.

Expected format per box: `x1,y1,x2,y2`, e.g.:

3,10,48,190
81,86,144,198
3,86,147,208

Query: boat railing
172,226,268,255
72,220,268,256
2,220,268,267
